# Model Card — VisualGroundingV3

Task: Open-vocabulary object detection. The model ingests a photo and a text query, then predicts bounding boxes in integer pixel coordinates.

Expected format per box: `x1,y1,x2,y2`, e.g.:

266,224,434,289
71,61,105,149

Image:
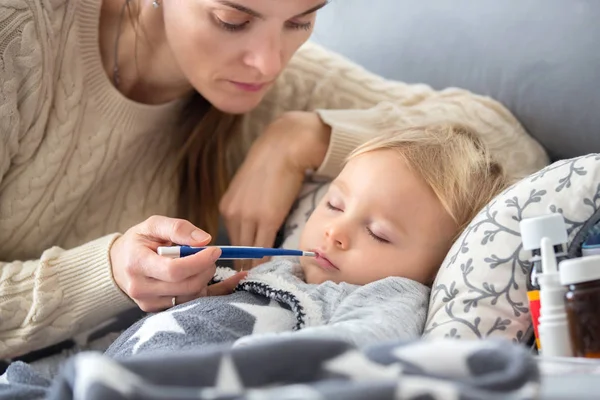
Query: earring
152,0,160,8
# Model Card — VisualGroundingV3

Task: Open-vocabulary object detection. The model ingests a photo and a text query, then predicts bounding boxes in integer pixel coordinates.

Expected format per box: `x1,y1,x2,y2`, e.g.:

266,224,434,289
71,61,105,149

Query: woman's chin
206,92,266,115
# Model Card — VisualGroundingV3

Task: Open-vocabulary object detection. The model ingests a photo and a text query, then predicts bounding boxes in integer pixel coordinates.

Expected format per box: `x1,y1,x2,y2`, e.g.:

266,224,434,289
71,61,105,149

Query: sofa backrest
311,0,600,161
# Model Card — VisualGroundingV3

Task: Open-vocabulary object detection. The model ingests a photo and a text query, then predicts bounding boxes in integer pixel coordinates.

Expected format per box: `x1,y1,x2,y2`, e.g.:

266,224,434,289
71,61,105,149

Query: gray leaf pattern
424,154,600,341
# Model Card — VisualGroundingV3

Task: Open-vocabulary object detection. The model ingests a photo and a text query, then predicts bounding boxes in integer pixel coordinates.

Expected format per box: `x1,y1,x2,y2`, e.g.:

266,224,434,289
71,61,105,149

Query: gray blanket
0,337,540,399
106,259,430,357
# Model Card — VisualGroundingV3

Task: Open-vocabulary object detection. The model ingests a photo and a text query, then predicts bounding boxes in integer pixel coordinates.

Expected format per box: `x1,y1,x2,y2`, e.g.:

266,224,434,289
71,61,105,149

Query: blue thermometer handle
157,245,316,259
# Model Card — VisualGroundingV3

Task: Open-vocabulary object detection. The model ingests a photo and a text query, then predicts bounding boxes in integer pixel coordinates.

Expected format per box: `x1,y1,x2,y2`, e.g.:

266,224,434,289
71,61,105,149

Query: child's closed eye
366,227,389,244
326,201,342,212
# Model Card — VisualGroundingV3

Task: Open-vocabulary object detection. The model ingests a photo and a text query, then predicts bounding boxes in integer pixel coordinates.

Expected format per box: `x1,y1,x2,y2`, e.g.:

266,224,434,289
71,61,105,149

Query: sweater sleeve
0,1,134,359
235,277,430,349
241,41,548,180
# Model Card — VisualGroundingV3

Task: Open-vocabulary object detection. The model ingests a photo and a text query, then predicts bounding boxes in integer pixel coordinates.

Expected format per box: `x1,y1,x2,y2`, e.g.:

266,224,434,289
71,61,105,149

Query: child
105,123,507,357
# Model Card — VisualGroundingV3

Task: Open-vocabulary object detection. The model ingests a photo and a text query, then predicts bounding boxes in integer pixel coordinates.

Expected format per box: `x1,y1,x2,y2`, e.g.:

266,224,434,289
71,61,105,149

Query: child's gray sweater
226,258,431,348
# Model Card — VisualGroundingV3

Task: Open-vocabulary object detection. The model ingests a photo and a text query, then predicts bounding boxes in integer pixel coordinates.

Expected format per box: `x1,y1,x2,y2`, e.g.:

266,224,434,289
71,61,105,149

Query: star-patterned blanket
0,337,540,399
106,290,297,357
105,259,430,357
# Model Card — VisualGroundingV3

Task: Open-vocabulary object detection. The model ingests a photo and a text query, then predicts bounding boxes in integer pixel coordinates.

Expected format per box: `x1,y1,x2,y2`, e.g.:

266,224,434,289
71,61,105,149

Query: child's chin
304,269,326,285
304,268,339,285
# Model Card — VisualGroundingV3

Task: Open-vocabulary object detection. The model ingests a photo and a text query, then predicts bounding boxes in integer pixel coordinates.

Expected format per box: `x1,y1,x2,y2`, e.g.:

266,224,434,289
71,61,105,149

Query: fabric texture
0,0,547,357
105,260,429,357
0,337,541,400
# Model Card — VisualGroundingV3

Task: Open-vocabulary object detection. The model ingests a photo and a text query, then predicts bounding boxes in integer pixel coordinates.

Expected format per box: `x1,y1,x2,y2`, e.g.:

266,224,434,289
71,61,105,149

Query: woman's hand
110,215,247,312
219,111,331,269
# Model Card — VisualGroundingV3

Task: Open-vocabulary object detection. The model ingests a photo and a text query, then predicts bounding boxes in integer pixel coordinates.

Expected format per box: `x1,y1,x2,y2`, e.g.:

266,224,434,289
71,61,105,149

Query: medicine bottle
520,213,569,350
559,255,600,358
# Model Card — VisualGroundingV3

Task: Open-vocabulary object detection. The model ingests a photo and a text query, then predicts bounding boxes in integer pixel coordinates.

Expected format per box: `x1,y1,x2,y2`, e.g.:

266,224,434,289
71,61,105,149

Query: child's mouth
314,252,339,271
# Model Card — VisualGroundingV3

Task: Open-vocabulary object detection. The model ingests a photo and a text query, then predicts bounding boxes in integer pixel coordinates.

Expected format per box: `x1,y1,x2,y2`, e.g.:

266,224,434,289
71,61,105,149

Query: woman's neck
99,0,194,105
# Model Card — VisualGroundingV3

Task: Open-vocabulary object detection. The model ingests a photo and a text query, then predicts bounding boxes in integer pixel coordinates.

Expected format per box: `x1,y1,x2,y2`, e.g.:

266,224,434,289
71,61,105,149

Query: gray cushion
311,0,600,161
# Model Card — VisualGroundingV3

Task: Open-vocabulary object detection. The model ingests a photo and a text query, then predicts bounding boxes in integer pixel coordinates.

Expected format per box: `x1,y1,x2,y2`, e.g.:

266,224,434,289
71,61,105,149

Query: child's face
299,149,457,286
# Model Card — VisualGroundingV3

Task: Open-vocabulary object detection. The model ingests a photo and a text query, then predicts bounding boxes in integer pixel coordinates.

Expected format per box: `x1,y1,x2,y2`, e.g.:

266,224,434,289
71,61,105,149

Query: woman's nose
243,35,283,78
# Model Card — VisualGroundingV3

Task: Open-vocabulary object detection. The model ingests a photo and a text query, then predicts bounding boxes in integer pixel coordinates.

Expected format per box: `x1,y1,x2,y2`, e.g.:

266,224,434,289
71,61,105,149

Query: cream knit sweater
0,0,548,358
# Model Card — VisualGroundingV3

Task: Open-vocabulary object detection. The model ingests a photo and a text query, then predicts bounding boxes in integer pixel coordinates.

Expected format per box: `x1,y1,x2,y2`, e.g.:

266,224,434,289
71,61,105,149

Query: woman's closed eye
214,16,313,33
214,16,250,32
366,227,389,244
285,19,312,31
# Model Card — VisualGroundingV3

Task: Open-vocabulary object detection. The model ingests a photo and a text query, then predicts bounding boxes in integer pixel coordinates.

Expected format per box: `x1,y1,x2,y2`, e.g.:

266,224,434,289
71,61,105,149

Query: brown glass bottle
560,256,600,358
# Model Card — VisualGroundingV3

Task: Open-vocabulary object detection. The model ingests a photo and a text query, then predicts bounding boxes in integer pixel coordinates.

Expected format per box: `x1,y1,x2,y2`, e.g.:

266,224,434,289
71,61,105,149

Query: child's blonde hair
347,123,508,236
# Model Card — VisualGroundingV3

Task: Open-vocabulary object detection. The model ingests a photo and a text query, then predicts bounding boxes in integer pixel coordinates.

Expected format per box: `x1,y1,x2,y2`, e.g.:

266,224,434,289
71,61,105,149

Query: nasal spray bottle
520,213,569,351
537,237,573,357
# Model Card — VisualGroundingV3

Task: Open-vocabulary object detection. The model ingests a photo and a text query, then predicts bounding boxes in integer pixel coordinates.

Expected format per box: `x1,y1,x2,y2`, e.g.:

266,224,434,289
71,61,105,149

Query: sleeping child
105,122,508,358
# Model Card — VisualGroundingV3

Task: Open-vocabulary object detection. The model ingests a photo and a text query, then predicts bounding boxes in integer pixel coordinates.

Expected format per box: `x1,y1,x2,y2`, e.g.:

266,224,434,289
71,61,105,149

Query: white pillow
282,154,600,342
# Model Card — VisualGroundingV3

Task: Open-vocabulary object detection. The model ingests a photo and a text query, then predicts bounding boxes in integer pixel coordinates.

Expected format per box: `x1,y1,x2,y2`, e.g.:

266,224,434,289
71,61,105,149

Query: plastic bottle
520,213,569,350
581,223,600,256
537,237,573,357
559,255,600,358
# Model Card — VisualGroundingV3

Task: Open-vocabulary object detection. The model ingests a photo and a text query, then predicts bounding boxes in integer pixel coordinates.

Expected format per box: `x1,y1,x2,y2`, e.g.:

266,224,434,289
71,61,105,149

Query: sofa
310,0,600,160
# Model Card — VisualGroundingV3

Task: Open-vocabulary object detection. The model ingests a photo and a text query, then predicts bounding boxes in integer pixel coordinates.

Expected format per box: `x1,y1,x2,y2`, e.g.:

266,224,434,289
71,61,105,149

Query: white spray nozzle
537,236,573,357
520,213,568,251
540,237,558,274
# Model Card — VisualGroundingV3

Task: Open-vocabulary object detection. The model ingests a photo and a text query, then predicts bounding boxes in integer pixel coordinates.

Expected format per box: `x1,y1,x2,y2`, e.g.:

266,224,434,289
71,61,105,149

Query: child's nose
325,223,349,250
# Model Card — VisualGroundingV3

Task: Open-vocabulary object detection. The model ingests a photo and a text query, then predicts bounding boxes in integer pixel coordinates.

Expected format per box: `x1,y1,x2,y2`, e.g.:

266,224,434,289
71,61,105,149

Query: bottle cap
520,214,568,251
559,255,600,286
582,243,600,257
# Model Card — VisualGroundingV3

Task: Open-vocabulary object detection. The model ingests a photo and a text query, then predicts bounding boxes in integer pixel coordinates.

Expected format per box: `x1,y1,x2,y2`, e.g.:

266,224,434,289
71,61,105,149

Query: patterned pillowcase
424,153,600,341
282,154,600,342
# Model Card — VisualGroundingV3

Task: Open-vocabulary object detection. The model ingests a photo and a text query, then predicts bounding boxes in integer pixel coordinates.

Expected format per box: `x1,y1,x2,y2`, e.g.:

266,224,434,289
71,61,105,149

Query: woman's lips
229,80,267,92
314,251,339,271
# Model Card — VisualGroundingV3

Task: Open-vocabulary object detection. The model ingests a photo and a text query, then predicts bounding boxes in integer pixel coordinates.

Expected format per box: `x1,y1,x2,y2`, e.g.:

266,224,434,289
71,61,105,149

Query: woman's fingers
235,222,257,270
239,220,257,247
159,271,248,307
135,297,179,313
139,215,212,247
141,247,221,282
253,224,278,250
250,224,278,267
139,270,218,298
224,217,240,249
207,272,248,296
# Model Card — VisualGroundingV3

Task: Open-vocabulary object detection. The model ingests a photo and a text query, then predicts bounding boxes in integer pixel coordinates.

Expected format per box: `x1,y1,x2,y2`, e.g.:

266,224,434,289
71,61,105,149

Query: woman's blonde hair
347,123,508,236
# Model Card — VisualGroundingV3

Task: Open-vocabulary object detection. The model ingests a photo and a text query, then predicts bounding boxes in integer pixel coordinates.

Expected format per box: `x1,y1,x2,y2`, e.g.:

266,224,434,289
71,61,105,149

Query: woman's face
162,0,327,114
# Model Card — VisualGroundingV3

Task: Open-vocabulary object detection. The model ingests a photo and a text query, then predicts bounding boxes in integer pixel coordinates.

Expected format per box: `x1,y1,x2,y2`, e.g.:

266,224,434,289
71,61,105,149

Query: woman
0,0,547,359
